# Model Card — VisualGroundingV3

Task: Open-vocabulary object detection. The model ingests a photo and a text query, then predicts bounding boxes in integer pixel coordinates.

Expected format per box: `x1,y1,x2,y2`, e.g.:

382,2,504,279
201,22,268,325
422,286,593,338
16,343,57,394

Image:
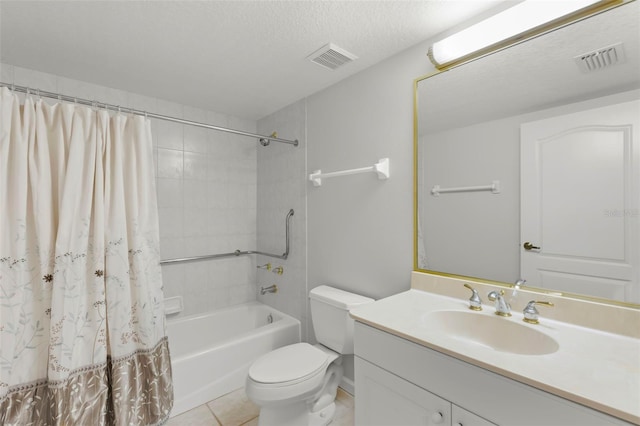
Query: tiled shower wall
0,63,259,318
256,100,308,341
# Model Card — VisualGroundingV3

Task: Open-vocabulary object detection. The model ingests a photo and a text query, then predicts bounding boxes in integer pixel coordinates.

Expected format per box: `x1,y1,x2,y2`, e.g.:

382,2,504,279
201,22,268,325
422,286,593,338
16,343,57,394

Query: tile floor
166,387,354,426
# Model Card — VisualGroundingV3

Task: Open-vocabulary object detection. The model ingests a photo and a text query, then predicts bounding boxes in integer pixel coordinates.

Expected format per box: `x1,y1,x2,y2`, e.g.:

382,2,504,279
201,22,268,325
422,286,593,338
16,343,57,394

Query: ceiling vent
307,43,358,71
574,42,626,73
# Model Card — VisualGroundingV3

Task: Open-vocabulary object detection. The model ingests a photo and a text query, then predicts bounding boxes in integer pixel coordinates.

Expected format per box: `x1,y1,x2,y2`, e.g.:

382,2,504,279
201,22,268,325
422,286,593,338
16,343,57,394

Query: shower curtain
0,87,173,425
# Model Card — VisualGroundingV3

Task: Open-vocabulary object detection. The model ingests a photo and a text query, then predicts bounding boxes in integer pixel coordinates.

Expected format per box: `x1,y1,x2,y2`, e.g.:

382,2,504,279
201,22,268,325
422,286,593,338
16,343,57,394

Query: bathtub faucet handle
260,284,278,295
257,263,272,271
272,266,284,275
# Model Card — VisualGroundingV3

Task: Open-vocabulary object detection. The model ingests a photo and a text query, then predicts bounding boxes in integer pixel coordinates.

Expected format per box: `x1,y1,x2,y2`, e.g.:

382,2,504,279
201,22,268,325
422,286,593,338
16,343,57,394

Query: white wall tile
13,66,58,93
257,99,307,343
57,76,108,101
183,207,209,237
183,151,208,180
206,109,228,125
183,106,209,153
155,100,183,150
230,284,257,305
207,159,229,183
159,207,184,239
157,148,184,179
160,237,186,260
184,125,208,153
183,236,212,257
183,180,208,209
157,178,183,208
129,93,157,112
161,264,185,298
207,184,228,209
182,105,206,122
184,262,210,289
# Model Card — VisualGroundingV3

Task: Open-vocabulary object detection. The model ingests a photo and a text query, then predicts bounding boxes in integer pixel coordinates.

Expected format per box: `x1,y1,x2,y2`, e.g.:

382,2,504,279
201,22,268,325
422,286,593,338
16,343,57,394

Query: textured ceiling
0,0,504,120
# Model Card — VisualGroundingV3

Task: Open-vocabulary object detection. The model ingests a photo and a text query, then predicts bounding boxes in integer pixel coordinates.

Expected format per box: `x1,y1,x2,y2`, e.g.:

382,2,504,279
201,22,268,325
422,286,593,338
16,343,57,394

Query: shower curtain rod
0,82,299,147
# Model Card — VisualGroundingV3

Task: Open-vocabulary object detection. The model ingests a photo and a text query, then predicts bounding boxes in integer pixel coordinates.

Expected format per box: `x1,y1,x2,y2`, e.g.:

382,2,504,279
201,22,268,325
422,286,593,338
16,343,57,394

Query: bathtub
166,301,301,417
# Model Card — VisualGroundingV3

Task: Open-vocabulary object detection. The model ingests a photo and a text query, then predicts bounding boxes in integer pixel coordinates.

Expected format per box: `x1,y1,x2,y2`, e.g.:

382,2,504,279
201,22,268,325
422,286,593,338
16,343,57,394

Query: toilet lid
249,343,329,384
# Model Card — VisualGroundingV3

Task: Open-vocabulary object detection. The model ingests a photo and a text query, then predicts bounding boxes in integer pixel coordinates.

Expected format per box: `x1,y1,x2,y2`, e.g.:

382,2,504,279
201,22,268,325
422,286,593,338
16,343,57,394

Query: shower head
259,131,279,147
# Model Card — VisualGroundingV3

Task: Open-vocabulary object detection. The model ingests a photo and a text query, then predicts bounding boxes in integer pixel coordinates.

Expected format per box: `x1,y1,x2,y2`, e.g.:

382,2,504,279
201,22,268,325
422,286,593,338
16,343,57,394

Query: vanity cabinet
356,356,495,426
354,323,632,426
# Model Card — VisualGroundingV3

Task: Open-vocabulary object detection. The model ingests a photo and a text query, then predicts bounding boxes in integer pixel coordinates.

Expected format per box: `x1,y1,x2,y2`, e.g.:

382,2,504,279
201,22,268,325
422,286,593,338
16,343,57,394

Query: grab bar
160,209,294,265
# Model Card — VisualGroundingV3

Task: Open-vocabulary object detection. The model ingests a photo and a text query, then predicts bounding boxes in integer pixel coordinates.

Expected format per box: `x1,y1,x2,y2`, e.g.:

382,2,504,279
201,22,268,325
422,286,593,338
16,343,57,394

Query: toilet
245,285,374,426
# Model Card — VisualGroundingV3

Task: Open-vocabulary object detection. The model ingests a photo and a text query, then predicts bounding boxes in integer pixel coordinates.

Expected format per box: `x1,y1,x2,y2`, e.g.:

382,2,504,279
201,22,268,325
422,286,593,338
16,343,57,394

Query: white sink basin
424,310,559,355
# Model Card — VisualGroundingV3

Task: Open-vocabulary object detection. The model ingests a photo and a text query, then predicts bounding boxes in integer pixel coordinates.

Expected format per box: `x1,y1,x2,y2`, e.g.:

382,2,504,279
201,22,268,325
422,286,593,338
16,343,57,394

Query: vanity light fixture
428,0,618,69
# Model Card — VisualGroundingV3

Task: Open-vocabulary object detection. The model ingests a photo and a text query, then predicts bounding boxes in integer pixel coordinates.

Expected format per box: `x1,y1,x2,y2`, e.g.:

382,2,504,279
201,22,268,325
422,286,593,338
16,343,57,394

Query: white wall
421,119,520,283
253,40,437,388
305,41,434,302
305,41,437,386
0,62,259,319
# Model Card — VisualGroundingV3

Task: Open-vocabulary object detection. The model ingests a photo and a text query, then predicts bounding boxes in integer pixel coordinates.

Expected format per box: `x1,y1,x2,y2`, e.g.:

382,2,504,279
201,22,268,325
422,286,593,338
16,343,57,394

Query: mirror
415,1,640,306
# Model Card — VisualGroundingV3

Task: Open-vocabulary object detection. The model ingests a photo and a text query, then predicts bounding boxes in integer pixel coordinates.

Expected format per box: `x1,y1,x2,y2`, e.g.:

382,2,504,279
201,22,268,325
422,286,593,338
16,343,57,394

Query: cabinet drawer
355,357,450,426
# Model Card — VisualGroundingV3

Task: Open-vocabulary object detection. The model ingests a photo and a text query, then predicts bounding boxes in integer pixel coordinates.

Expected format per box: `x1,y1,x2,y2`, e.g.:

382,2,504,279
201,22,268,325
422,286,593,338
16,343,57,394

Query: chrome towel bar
431,180,500,196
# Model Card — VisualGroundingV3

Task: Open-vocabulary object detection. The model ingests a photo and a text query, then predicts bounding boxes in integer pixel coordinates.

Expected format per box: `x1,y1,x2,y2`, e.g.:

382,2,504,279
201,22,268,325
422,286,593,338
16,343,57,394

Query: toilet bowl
245,285,374,426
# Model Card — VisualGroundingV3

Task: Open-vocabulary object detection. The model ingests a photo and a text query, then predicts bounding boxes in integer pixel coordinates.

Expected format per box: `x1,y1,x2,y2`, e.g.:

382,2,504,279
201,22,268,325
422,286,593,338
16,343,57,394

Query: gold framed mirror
414,0,640,307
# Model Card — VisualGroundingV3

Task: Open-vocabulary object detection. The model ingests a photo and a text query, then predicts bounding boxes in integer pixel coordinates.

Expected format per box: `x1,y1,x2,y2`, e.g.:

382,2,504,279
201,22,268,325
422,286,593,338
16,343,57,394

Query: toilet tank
309,285,374,354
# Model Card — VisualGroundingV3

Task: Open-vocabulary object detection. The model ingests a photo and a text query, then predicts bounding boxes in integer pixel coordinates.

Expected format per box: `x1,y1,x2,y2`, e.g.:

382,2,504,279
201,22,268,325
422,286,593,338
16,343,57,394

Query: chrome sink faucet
487,290,511,317
509,278,526,304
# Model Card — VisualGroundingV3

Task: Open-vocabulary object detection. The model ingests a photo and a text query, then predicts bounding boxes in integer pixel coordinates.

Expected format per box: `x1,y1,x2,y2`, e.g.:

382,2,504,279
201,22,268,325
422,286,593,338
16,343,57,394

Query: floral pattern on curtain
0,87,173,425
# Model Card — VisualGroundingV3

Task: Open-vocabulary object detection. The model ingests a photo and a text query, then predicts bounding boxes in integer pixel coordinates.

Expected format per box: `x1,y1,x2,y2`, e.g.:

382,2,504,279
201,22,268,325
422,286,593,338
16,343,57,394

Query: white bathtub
166,301,301,417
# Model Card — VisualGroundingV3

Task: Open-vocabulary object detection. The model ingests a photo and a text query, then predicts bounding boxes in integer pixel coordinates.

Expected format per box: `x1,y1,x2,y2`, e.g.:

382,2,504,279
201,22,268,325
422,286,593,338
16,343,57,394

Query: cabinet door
452,404,497,426
355,357,451,426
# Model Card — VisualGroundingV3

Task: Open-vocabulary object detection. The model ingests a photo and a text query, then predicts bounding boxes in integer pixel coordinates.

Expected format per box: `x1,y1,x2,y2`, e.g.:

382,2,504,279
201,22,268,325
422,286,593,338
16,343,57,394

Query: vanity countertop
350,288,640,424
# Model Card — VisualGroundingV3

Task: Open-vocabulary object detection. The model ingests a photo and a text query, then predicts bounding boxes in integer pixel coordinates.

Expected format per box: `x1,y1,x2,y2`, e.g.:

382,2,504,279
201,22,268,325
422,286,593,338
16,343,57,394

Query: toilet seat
249,343,329,386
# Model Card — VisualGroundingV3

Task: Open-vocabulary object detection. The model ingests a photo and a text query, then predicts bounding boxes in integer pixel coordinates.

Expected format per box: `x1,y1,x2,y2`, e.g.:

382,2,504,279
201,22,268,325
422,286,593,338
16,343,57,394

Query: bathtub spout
260,284,278,295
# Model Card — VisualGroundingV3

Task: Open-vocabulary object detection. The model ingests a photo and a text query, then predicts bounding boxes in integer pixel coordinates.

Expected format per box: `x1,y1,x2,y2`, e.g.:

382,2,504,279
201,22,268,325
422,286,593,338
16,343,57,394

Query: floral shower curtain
0,87,173,425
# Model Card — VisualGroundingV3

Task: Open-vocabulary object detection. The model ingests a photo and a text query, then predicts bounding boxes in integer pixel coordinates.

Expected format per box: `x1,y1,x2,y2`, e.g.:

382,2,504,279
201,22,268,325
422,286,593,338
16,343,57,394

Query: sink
424,310,559,355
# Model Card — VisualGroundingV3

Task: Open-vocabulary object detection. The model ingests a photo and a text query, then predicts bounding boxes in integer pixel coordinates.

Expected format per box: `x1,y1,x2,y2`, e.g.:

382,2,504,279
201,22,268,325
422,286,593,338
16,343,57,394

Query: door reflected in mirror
415,1,640,305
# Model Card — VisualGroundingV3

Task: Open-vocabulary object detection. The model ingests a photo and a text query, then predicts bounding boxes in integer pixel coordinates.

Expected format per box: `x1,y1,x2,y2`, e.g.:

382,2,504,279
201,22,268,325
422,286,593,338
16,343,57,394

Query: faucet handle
257,263,272,271
523,300,554,324
463,284,482,311
487,290,512,317
487,289,504,301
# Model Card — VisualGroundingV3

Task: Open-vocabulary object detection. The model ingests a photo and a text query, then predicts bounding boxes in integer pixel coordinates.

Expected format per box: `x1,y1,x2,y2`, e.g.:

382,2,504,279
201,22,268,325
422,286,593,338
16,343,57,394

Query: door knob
523,242,541,251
